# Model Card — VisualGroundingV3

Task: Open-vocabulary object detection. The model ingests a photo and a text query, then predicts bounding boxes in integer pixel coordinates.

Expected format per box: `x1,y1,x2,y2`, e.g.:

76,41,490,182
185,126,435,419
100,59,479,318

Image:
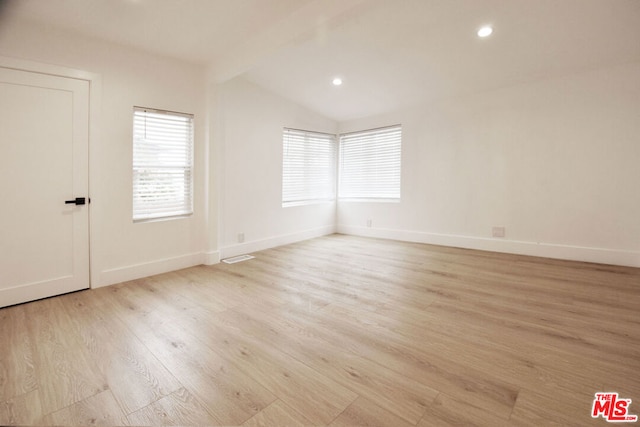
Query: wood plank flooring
1,234,639,426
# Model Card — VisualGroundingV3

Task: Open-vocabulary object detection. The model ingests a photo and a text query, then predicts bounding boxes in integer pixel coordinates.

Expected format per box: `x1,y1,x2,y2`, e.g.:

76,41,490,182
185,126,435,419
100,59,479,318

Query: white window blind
339,125,402,200
133,107,194,221
282,128,336,206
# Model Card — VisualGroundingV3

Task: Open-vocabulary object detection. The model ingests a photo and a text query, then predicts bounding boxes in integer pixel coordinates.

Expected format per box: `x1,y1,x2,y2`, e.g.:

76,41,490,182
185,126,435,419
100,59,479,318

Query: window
282,128,336,206
339,125,402,200
133,107,194,221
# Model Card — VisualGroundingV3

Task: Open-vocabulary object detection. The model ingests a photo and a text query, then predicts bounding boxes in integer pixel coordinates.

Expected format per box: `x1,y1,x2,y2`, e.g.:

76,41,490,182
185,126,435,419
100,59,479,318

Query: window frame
282,127,337,207
132,106,194,222
338,124,402,202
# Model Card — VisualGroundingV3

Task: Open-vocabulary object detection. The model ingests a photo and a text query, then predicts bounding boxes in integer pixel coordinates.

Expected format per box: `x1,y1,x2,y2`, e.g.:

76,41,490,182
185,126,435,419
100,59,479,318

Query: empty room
1,0,639,425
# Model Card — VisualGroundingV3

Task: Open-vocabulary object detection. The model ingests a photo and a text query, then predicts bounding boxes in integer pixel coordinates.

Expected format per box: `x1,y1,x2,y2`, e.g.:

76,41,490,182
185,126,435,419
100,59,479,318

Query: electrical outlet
237,232,245,243
492,226,505,238
366,219,372,228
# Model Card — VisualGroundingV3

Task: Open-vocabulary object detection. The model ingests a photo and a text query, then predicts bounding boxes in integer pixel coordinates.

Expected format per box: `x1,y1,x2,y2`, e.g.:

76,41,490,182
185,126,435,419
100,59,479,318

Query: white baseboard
204,250,221,266
96,252,206,288
220,225,336,260
94,226,336,288
92,225,637,289
337,225,640,268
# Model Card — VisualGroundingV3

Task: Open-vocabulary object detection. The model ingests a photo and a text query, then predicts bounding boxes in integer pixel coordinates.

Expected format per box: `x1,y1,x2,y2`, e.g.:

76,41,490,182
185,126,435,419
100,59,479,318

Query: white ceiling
4,0,640,121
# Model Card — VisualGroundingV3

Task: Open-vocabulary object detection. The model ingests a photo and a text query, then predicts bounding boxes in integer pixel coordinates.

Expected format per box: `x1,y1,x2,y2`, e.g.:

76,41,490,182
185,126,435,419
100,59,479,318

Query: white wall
2,19,638,282
0,21,209,286
215,77,337,259
337,61,640,267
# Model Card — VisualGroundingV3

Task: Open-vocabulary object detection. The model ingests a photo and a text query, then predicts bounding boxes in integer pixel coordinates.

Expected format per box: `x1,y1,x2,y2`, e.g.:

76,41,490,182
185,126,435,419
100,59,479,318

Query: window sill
338,198,400,203
133,213,193,224
282,200,335,208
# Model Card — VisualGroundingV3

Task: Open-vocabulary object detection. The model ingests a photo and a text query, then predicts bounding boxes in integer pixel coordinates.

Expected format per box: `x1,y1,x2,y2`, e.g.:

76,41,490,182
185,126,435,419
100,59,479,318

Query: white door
0,66,90,308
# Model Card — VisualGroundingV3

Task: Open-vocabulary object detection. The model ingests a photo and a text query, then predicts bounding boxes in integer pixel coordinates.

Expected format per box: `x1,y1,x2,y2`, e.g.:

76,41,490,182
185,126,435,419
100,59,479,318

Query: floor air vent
222,254,255,264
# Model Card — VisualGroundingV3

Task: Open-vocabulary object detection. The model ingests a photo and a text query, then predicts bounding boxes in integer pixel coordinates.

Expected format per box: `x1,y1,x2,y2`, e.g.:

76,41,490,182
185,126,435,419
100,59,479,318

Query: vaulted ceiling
4,0,640,121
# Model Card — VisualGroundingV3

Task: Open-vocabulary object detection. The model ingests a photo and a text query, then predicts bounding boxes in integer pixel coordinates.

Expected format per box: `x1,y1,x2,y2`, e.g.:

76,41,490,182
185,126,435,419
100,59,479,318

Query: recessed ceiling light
332,77,343,86
477,26,493,38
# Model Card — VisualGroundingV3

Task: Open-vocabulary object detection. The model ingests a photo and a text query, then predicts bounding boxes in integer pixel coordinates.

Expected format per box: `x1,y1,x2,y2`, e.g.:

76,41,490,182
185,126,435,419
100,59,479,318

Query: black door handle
65,197,86,205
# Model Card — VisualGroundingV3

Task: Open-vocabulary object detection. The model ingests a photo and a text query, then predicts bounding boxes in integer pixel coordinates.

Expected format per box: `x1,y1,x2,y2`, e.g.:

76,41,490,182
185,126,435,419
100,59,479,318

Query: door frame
0,55,101,290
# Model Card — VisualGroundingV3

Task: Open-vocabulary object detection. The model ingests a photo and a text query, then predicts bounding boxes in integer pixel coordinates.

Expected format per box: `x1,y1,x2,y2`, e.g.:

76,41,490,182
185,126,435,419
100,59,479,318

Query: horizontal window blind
282,128,336,205
339,125,401,200
133,107,194,221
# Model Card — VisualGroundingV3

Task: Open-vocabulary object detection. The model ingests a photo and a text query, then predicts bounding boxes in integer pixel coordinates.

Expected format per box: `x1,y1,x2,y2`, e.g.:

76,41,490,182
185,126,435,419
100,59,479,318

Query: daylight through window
338,125,402,200
133,107,194,221
282,128,336,206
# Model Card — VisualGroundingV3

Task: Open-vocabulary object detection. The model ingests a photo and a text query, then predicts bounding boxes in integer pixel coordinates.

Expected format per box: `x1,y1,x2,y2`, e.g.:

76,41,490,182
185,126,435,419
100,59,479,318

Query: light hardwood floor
1,234,639,426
